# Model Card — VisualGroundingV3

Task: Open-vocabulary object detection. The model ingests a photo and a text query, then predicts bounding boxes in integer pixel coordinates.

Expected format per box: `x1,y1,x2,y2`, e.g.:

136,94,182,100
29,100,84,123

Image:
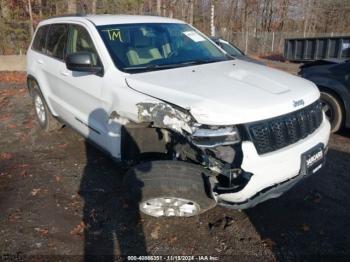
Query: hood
126,60,320,125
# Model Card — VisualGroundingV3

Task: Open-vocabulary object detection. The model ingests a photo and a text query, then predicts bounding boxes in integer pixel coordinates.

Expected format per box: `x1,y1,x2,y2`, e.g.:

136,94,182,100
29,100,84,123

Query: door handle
60,70,69,76
36,59,44,64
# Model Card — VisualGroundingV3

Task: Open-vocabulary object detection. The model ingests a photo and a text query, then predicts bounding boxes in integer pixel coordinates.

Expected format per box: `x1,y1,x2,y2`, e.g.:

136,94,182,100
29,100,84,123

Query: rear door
41,23,69,115
28,25,58,112
28,25,49,73
56,23,107,148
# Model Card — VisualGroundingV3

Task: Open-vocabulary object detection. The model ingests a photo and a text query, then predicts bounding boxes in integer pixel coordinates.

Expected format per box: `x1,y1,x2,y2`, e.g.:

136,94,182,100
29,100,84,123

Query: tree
68,0,77,14
168,0,177,18
37,0,43,17
188,0,194,25
156,0,161,15
27,0,34,38
2,0,350,56
0,0,10,19
91,0,97,14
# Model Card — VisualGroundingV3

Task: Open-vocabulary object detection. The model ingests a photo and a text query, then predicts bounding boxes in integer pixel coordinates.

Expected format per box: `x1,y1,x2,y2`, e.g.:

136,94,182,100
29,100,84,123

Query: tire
32,87,62,132
320,91,343,133
124,160,216,217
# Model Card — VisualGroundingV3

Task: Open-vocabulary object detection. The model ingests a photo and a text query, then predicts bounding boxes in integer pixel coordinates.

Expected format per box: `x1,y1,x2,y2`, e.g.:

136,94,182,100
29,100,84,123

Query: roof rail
45,13,87,19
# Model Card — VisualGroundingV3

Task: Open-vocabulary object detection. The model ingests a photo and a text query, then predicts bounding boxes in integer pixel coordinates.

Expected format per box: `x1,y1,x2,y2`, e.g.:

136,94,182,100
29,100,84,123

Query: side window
67,25,101,66
46,24,68,60
32,25,49,53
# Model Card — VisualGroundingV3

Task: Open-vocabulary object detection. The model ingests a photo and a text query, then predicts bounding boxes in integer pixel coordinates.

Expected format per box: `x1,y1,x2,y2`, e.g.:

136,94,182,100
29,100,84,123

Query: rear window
32,25,49,53
46,24,68,60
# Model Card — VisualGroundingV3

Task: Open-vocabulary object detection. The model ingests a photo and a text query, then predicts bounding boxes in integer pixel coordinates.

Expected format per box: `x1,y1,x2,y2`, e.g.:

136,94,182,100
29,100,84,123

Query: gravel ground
1,75,350,261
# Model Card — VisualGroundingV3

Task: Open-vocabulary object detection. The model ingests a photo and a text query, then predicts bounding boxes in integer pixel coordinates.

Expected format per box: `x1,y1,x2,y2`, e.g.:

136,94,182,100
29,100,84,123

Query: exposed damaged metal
109,110,130,125
134,102,244,178
136,102,194,134
133,101,247,194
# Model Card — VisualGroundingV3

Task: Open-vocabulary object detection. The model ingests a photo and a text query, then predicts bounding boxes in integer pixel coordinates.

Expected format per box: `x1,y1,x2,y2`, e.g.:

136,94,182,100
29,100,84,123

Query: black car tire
123,160,217,217
320,91,343,133
32,87,62,132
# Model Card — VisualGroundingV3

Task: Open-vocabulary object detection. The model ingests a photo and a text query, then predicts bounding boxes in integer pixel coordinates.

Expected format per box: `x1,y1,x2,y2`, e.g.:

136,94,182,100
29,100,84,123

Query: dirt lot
1,72,350,261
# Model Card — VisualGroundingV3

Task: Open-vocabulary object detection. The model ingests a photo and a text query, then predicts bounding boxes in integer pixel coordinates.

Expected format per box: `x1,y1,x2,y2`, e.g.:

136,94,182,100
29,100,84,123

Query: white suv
27,15,330,217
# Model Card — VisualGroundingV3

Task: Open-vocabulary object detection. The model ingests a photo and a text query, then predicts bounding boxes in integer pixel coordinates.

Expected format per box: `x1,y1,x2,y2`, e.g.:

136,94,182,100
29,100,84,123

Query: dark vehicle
299,59,350,132
210,36,264,65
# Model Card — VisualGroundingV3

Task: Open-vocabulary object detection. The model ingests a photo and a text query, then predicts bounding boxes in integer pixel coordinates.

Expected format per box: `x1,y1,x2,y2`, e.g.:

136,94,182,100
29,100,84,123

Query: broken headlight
191,126,241,148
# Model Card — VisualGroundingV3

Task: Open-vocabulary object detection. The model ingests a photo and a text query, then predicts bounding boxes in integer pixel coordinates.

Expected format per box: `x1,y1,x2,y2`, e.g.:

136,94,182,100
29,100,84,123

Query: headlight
191,126,241,148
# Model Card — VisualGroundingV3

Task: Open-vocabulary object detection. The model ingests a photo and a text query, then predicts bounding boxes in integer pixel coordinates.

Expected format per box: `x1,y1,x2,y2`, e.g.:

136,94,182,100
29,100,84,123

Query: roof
40,14,185,26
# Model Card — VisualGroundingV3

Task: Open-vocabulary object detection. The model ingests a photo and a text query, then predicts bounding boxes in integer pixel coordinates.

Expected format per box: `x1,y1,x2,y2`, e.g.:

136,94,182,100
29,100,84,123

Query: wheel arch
317,85,349,128
27,74,38,97
26,74,58,117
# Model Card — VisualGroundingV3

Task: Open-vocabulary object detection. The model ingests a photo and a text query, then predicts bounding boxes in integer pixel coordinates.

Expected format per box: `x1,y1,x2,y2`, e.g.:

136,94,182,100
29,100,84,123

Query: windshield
218,40,244,57
97,23,230,73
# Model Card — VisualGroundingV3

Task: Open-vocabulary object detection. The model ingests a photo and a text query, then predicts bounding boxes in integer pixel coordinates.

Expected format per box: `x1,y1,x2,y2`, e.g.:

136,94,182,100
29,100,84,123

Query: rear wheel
32,87,62,132
320,91,343,133
124,161,216,217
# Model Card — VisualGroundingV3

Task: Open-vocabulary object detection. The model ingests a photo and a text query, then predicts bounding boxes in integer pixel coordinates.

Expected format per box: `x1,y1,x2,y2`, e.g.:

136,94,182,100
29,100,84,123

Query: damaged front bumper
208,118,331,209
134,100,330,209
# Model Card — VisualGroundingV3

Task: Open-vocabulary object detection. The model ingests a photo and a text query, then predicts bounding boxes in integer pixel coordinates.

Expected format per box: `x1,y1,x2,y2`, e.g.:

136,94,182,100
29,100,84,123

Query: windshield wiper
124,59,225,72
124,65,158,71
176,59,220,66
171,57,234,66
124,63,179,71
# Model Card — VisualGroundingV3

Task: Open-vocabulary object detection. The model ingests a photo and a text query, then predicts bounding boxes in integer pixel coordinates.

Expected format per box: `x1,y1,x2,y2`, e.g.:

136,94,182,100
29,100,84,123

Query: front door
57,23,107,148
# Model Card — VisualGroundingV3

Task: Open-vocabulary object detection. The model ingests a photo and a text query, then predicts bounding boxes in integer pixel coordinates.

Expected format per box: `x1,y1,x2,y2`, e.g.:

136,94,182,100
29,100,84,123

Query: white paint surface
127,59,320,125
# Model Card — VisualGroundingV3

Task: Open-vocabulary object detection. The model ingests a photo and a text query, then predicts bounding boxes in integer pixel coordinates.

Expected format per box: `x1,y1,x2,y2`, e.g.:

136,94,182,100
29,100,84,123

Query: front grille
247,101,323,154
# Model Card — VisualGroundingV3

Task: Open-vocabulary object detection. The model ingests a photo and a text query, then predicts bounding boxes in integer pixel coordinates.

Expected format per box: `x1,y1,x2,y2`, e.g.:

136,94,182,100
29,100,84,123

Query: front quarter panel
304,74,350,127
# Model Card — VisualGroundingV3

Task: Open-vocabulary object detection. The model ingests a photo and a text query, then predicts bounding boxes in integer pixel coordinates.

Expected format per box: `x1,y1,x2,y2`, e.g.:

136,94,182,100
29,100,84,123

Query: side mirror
66,51,103,74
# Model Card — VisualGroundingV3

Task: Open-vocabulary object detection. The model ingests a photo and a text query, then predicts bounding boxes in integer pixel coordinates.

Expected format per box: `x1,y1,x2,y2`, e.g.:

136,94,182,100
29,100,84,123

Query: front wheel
123,161,216,217
320,91,343,133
